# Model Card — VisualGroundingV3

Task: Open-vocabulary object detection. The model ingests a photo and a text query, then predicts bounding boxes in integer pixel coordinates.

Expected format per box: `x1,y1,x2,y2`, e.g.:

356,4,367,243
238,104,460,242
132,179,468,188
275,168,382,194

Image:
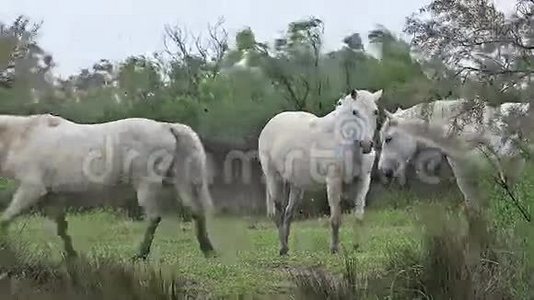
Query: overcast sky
1,0,516,78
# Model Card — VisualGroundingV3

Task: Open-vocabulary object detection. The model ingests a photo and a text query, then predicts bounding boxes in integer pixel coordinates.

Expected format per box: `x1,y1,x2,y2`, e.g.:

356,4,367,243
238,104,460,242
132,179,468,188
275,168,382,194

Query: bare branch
206,17,228,77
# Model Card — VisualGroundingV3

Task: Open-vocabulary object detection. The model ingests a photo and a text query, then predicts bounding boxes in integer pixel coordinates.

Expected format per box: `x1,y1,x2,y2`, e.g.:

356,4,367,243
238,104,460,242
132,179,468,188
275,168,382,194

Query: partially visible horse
378,98,530,211
258,89,383,255
0,113,215,260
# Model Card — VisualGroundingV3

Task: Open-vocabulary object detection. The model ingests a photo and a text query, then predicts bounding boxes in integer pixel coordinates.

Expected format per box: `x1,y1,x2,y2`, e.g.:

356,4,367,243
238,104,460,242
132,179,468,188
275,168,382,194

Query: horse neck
402,99,468,121
397,118,460,157
0,115,35,130
315,109,341,131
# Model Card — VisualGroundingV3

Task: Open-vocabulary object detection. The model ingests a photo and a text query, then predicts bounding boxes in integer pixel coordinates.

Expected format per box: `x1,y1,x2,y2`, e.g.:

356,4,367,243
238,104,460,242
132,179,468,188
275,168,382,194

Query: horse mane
394,98,471,120
391,117,489,160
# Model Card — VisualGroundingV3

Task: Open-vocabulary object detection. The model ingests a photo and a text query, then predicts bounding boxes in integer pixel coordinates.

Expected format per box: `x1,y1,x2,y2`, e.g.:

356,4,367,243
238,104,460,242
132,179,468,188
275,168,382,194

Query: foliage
0,14,441,148
291,204,532,299
405,0,534,103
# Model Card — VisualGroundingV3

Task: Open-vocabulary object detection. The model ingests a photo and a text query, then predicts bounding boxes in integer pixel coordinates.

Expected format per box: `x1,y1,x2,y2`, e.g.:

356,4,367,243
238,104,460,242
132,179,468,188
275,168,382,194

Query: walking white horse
0,113,215,260
258,89,382,255
378,98,529,211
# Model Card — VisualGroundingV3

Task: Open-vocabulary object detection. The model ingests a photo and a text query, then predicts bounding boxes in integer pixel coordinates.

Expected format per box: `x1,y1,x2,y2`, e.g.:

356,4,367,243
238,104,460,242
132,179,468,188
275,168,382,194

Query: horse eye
352,110,357,116
337,100,342,106
385,137,392,143
374,110,378,115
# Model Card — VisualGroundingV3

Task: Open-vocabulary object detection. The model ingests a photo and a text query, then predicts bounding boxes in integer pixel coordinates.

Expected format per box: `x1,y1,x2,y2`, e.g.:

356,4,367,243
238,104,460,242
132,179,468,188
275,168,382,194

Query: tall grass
0,241,193,299
290,204,532,299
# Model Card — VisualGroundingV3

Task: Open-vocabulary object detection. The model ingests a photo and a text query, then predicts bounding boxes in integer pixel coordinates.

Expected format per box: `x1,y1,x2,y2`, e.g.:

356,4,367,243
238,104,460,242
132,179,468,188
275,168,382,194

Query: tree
366,26,434,110
405,0,534,97
260,17,326,111
406,0,534,224
222,28,268,69
0,15,42,88
118,55,161,103
162,18,228,96
337,33,367,90
343,33,363,51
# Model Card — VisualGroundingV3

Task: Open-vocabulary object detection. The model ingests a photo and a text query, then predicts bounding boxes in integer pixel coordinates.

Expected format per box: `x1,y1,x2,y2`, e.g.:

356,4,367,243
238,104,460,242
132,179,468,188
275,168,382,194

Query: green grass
4,206,425,297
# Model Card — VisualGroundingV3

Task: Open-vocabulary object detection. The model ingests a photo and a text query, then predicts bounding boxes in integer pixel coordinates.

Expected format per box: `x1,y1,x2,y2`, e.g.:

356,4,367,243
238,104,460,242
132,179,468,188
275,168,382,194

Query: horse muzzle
359,140,374,154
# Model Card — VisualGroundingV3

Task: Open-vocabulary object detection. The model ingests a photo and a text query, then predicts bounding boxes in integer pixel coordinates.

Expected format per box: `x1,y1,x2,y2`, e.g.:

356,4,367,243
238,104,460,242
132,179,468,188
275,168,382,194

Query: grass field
3,181,526,299
3,203,433,297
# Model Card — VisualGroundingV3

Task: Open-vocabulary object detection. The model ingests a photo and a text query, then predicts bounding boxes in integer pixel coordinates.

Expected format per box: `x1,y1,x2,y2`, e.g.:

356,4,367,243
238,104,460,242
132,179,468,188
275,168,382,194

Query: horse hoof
203,250,217,258
279,248,289,256
131,254,148,262
200,241,215,257
266,208,276,219
330,247,339,254
63,251,78,260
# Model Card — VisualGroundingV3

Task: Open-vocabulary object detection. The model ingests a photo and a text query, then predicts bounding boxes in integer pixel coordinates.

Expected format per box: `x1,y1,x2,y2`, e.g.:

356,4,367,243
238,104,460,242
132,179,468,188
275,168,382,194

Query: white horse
258,89,382,255
378,98,529,211
0,113,215,260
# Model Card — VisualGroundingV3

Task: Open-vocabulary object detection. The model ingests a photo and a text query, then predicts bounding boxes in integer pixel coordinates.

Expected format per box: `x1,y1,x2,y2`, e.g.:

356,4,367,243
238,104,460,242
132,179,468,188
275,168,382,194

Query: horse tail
169,124,214,214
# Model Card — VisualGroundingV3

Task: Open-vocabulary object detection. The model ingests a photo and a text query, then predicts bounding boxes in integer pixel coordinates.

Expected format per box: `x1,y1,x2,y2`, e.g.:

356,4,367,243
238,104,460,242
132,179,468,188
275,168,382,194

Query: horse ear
350,89,358,100
384,109,398,125
395,107,402,113
373,89,383,102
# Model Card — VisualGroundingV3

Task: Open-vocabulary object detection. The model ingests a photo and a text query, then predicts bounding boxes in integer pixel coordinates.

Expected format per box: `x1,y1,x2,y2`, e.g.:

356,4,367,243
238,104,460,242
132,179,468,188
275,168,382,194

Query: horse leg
1,182,46,233
279,184,303,256
447,157,481,215
447,157,492,249
353,176,371,222
354,152,375,220
502,155,525,185
175,182,215,257
397,162,407,187
264,171,285,226
133,182,162,261
43,206,77,259
327,177,342,254
264,170,276,218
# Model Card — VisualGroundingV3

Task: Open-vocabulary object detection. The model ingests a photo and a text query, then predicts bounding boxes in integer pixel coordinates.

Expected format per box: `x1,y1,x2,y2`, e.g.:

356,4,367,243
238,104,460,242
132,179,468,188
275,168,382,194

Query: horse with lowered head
378,98,530,212
0,113,215,260
258,89,383,255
